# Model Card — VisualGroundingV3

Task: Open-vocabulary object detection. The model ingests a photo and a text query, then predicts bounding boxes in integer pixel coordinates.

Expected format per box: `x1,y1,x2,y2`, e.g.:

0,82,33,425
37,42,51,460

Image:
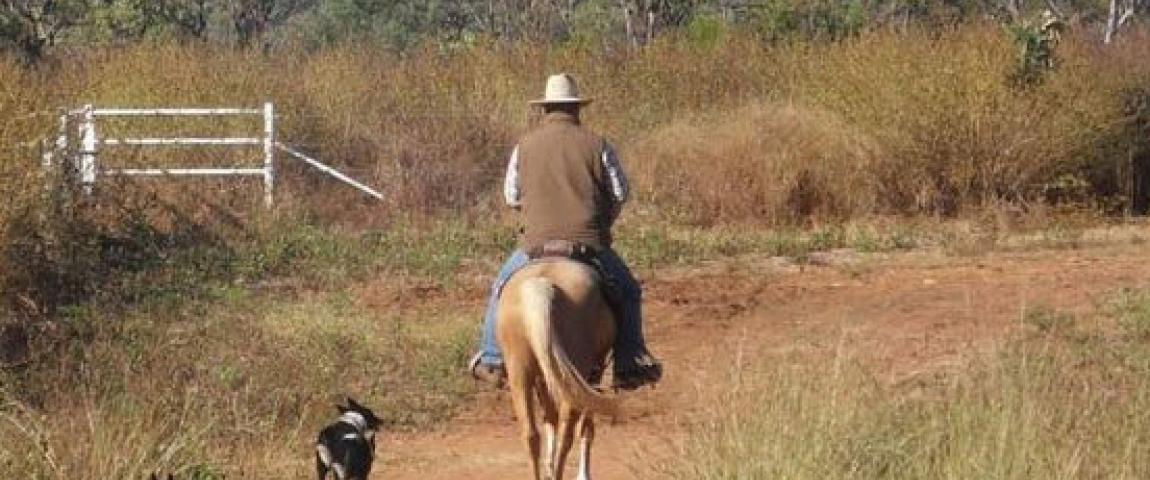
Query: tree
1104,0,1144,43
225,0,316,48
618,0,703,47
153,0,213,40
619,0,656,47
0,0,89,62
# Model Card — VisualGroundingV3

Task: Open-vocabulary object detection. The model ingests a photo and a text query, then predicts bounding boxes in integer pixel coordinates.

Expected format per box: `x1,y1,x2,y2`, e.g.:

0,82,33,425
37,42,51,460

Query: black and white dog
315,397,383,480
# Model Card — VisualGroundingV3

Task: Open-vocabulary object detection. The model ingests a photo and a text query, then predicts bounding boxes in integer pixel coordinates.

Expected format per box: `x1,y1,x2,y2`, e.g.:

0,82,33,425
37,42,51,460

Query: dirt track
377,236,1150,479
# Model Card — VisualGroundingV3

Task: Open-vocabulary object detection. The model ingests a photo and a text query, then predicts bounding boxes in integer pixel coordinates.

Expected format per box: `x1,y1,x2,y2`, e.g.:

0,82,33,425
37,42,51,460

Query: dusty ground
376,235,1150,480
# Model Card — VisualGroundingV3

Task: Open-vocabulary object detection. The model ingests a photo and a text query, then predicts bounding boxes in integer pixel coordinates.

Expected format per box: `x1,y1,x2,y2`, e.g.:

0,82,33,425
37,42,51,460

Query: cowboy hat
529,73,593,105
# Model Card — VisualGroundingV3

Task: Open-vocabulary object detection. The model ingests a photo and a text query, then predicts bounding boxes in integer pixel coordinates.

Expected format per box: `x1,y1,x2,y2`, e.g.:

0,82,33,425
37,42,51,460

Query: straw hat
529,73,593,105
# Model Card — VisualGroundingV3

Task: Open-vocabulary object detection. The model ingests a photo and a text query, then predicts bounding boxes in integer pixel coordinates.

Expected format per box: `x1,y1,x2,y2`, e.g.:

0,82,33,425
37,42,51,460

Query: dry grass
1,25,1147,228
630,25,1150,223
664,292,1150,479
0,274,479,477
629,103,883,224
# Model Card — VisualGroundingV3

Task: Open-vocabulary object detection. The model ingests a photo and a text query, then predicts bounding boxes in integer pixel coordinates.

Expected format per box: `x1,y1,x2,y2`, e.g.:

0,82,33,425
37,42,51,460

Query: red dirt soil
377,240,1150,480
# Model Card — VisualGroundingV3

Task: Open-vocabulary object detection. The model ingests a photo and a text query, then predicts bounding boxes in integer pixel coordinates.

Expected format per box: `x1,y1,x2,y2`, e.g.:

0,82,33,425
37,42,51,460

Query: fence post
40,139,50,170
263,102,275,208
79,105,97,196
41,113,67,171
56,112,68,162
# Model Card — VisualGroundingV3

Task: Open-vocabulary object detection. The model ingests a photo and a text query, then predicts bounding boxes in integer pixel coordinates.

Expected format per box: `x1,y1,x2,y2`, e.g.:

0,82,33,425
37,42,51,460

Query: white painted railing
45,103,382,207
101,138,264,146
275,142,383,200
82,108,264,116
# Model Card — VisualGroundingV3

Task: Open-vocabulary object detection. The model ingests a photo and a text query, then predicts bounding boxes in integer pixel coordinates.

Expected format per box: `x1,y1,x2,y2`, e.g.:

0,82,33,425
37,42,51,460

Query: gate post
41,113,68,171
79,104,97,196
263,102,275,208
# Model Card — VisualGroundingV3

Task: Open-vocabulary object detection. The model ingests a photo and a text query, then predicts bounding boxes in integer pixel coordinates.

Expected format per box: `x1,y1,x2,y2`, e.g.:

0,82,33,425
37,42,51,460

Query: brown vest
517,112,613,253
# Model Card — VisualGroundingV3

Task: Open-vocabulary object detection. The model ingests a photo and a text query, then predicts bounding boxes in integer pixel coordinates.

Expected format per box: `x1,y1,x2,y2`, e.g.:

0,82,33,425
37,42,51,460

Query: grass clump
667,291,1150,479
0,284,478,477
628,103,882,225
1111,288,1150,341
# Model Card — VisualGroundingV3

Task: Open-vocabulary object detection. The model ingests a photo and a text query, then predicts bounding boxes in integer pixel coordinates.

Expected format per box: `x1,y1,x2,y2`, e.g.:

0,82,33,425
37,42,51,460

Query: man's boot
613,350,662,391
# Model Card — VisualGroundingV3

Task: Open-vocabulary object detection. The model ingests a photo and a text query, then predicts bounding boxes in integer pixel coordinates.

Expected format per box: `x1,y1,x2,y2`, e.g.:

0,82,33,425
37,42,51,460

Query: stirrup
468,352,507,388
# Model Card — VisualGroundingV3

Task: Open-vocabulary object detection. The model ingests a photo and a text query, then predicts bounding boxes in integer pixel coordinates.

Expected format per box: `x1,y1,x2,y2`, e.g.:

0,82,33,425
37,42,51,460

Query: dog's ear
346,397,364,411
335,402,348,414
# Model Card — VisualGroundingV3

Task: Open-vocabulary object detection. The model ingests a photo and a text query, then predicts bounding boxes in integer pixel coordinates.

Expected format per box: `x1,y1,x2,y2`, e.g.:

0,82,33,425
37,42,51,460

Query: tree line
0,0,1145,62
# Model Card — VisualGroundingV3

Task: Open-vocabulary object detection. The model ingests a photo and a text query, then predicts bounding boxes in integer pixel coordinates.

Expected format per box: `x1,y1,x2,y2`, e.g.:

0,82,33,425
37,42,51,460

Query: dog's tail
520,276,617,416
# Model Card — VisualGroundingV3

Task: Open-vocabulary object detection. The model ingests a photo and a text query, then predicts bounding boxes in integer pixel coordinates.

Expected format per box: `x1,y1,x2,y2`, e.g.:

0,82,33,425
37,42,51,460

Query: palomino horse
497,259,618,480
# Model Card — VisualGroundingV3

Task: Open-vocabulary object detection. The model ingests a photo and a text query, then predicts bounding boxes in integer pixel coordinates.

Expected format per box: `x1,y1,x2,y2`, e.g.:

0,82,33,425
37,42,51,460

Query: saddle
526,239,622,309
526,239,597,264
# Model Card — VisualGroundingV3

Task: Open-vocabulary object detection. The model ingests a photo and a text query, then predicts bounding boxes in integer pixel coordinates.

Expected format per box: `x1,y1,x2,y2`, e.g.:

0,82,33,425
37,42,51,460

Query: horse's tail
520,276,617,416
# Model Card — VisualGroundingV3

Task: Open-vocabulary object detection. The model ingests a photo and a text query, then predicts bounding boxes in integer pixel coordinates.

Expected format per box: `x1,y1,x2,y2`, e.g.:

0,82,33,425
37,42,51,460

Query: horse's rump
519,275,616,416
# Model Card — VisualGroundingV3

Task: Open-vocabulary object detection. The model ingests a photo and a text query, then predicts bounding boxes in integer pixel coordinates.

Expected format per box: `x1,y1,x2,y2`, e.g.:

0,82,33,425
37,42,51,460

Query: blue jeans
477,248,647,367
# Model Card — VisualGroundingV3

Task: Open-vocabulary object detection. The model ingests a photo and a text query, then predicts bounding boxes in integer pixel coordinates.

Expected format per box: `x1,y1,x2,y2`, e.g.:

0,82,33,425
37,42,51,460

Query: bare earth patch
372,239,1150,480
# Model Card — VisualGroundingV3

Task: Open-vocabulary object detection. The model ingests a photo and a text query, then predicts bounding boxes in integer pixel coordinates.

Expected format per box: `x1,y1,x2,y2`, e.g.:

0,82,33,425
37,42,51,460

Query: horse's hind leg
552,407,580,480
538,383,560,480
509,362,543,480
575,414,595,480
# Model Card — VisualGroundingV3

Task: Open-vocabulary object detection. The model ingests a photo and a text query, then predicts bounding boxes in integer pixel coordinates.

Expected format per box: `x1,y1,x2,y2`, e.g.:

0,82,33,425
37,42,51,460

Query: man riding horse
469,73,662,391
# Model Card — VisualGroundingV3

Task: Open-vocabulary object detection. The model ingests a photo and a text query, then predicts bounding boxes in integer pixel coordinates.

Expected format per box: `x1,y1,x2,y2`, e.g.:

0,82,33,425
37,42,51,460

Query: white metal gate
45,102,382,206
